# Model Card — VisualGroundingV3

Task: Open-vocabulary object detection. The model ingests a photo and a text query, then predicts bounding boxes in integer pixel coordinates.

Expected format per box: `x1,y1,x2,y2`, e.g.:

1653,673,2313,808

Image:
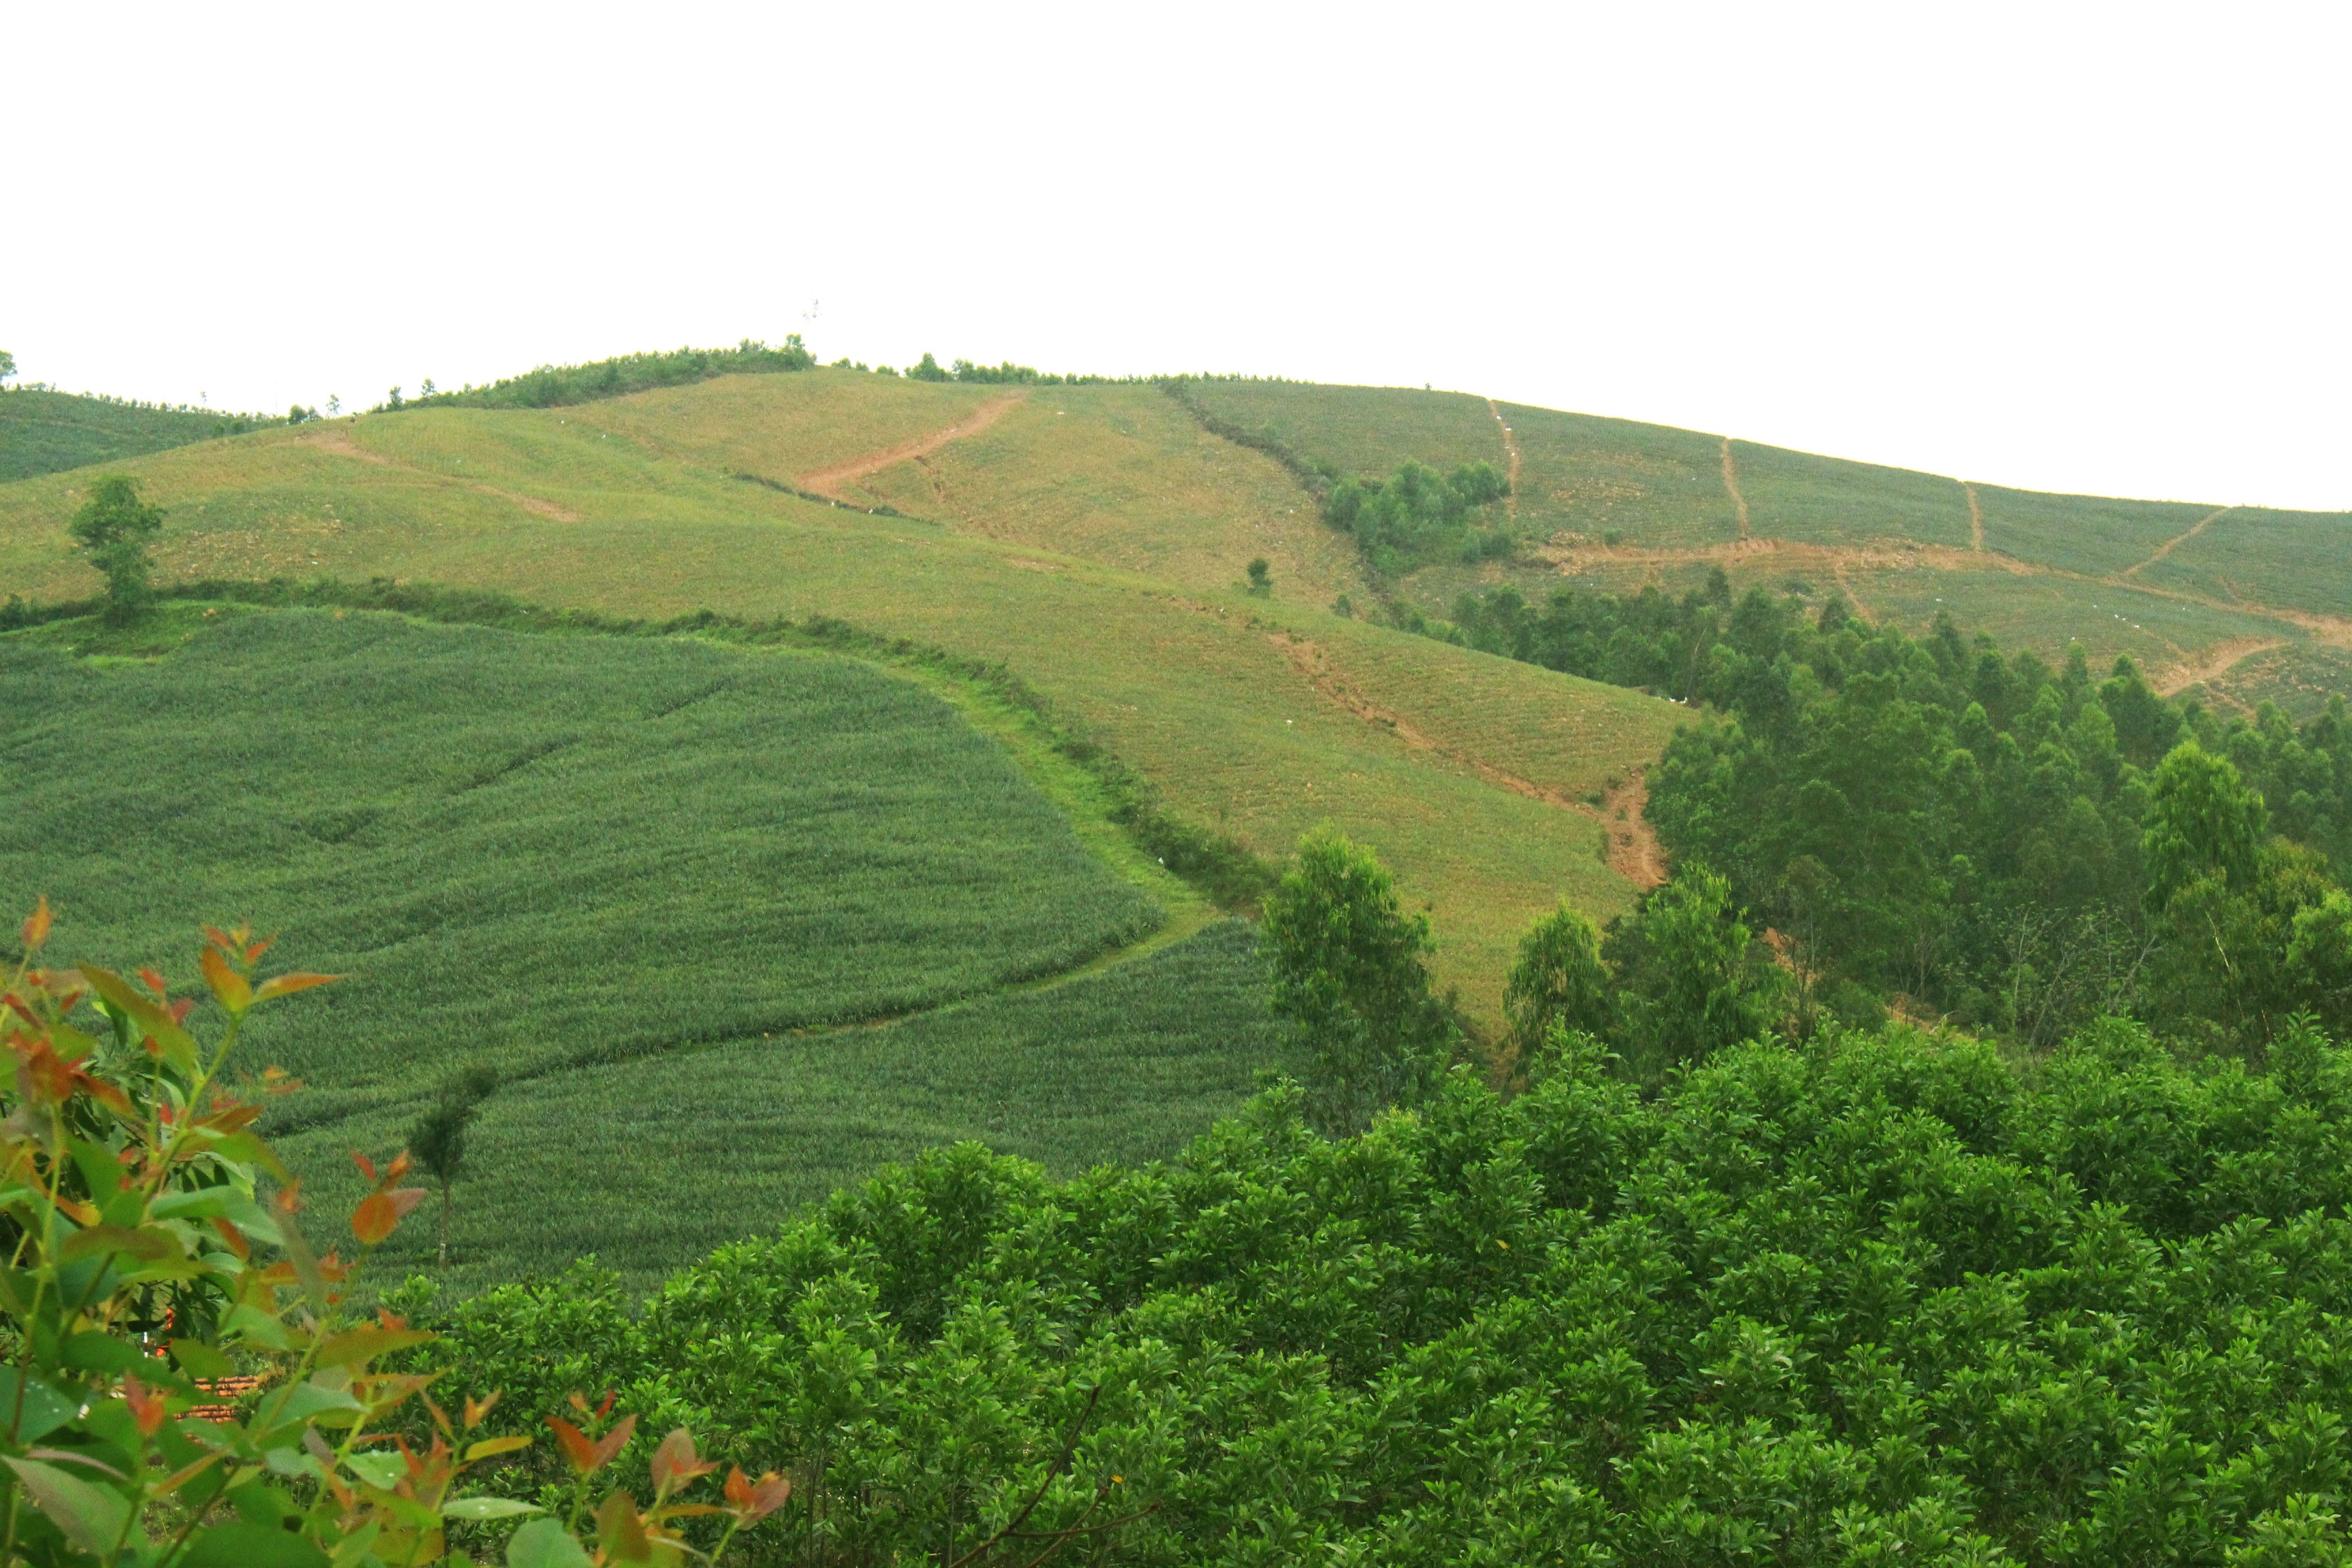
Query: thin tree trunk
438,1176,451,1268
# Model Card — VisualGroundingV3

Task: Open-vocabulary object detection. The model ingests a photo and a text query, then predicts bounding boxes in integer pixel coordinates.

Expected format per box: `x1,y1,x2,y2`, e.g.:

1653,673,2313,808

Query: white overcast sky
8,3,2347,510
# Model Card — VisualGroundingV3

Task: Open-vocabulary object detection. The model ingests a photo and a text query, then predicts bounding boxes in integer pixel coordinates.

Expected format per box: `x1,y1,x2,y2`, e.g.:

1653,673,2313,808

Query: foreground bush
0,910,786,1565
414,1015,2352,1565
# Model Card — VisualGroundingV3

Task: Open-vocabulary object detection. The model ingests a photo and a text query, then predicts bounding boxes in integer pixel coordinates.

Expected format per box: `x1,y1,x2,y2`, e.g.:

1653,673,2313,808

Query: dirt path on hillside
797,393,1028,500
1720,437,1752,540
2122,505,2233,580
1963,481,1984,552
300,425,583,521
1486,398,1522,519
2153,637,2287,697
1264,631,1669,889
1536,532,2352,652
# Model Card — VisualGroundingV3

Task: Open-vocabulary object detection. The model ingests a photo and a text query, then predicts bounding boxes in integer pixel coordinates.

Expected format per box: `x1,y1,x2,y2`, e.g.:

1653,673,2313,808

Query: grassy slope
0,389,253,481
281,919,1285,1293
1188,380,2352,716
0,379,1682,1018
0,606,1286,1292
0,612,1162,1121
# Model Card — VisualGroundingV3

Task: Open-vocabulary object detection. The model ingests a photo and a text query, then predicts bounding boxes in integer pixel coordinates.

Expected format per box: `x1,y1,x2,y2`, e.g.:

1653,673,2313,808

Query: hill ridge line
798,391,1028,499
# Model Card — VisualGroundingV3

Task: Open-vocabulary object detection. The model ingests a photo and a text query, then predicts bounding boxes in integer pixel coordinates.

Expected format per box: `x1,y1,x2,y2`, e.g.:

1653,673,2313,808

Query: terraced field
1186,379,2352,717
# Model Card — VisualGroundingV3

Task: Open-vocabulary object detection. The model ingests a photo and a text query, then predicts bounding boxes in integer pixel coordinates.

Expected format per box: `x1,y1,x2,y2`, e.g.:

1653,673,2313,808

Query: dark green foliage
65,473,165,623
1502,901,1613,1059
1452,578,2352,1049
1245,557,1271,596
404,336,817,412
406,1015,2352,1565
906,351,951,382
409,1064,500,1265
1603,863,1789,1073
1262,828,1454,1132
0,387,257,480
1320,459,1514,578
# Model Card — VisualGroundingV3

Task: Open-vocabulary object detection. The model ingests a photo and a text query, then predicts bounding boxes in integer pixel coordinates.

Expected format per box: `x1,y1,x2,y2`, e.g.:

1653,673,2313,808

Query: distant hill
0,387,268,480
1185,378,2352,719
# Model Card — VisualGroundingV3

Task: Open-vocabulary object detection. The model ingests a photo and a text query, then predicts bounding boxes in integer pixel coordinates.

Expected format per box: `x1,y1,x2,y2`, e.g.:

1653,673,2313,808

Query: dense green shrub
1322,461,1513,577
406,1014,2352,1565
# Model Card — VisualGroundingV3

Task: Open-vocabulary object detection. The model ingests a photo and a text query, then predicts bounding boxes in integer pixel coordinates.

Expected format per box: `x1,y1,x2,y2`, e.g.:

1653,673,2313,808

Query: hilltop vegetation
0,385,270,480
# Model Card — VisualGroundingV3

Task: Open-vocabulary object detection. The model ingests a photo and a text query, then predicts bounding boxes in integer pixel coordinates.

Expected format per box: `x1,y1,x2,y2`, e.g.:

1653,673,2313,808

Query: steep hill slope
1187,380,2352,717
0,387,264,480
0,375,1684,1014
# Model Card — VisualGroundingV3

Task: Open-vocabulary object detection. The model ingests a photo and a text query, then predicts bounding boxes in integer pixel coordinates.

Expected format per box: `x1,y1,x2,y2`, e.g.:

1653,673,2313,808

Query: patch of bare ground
299,425,583,522
1963,480,1984,551
1263,632,1667,889
797,393,1028,500
2153,637,2288,698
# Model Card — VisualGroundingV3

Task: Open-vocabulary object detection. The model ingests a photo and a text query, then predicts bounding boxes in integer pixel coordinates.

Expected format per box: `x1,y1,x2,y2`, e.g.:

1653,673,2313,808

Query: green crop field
278,918,1284,1292
0,609,1162,1125
0,387,261,481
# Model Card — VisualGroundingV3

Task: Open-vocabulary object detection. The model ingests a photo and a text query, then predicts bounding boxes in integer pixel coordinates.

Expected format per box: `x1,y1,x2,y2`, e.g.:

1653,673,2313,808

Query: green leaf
180,1518,331,1568
444,1496,546,1520
150,1187,241,1222
506,1516,593,1568
59,1222,178,1264
0,1367,83,1443
4,1456,133,1558
61,1330,144,1374
171,1337,236,1379
272,1381,365,1424
343,1450,406,1489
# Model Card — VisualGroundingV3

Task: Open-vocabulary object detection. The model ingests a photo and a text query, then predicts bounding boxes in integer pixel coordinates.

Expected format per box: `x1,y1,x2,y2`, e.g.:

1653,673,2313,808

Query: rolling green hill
0,608,1284,1288
0,378,1686,1013
1184,378,2352,717
0,387,266,480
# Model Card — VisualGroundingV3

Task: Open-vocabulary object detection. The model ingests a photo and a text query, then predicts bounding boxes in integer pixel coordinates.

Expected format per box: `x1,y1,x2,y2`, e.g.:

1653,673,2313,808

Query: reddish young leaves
547,1411,637,1478
723,1466,792,1523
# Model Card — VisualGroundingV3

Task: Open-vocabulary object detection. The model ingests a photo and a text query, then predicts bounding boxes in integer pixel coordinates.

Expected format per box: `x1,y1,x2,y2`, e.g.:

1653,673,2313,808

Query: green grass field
0,388,260,481
278,918,1284,1293
0,610,1163,1130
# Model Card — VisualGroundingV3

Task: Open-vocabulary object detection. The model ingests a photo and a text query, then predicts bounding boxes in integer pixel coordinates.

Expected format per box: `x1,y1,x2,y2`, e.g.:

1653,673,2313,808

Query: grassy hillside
0,607,1288,1288
0,387,261,480
0,379,1685,1014
1185,379,2352,716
